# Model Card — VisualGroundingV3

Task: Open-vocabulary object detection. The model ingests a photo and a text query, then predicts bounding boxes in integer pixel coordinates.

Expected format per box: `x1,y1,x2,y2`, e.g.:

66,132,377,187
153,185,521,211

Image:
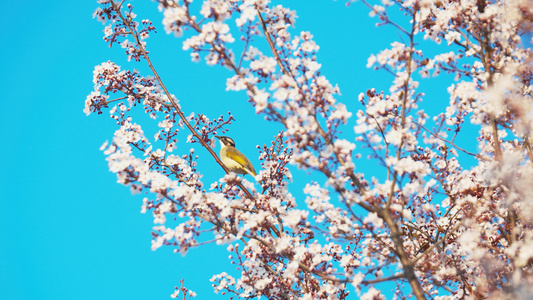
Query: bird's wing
226,147,257,176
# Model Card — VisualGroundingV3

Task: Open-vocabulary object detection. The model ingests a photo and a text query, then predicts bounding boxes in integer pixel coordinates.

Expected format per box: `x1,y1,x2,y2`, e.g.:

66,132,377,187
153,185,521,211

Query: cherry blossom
86,0,533,298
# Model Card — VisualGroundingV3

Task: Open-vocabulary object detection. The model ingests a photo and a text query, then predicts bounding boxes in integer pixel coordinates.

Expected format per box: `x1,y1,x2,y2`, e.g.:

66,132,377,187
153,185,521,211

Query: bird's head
215,136,236,148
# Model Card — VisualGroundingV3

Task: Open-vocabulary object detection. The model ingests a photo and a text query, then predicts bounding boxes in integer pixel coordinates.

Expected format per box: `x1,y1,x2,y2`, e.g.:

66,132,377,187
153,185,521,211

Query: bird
215,136,257,177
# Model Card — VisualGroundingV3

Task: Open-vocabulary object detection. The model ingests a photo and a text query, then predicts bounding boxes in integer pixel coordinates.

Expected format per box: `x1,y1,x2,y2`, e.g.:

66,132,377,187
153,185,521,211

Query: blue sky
0,0,464,299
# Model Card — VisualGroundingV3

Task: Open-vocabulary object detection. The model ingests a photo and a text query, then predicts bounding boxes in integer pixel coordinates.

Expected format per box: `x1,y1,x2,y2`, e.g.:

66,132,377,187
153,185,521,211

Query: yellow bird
215,136,257,177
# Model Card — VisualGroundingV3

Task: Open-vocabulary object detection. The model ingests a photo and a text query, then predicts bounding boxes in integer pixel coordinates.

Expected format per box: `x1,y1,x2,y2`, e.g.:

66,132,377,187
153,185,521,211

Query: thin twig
412,120,483,159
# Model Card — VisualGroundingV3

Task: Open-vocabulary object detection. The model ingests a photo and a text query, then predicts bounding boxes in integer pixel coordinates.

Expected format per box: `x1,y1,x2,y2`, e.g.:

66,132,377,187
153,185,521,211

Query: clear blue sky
0,1,463,299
